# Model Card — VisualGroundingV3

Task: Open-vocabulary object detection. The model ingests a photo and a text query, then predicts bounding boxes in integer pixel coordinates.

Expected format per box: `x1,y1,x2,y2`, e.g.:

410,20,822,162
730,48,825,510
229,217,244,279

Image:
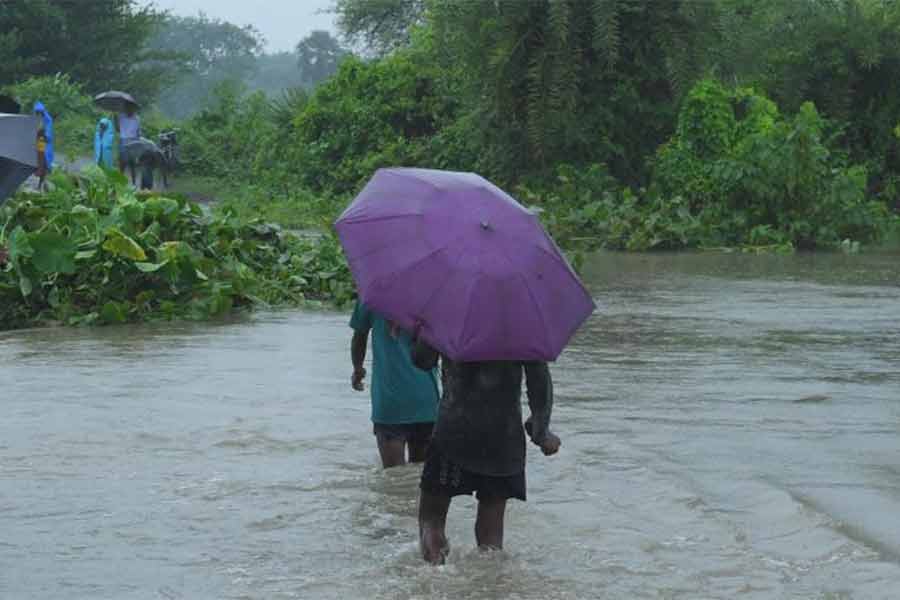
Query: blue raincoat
94,118,115,168
33,101,54,171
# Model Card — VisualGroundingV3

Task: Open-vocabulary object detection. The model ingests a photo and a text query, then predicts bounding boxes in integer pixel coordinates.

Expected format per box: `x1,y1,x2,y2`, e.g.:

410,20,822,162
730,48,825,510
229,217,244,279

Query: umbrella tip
480,220,493,231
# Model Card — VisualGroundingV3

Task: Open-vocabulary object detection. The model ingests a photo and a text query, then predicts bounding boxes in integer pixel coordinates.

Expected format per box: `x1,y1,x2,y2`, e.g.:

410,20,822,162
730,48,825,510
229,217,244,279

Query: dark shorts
373,421,433,445
420,445,526,501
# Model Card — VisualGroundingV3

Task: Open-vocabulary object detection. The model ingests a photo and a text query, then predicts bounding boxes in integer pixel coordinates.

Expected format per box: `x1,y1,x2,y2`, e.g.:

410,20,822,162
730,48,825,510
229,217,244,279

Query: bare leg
475,496,507,551
419,490,451,564
376,437,406,469
408,437,429,463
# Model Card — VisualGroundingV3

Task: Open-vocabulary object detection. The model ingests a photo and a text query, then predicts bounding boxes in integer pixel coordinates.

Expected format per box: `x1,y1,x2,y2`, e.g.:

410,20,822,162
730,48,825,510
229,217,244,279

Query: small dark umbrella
0,113,38,204
121,137,163,164
0,94,21,114
93,91,140,113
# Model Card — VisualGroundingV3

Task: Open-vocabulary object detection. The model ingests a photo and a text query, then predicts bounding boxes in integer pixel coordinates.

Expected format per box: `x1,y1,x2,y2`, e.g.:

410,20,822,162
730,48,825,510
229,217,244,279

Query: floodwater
2,251,899,599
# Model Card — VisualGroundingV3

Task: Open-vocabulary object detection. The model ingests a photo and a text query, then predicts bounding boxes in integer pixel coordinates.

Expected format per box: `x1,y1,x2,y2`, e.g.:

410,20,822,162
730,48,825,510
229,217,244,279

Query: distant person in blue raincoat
94,118,114,168
33,101,54,172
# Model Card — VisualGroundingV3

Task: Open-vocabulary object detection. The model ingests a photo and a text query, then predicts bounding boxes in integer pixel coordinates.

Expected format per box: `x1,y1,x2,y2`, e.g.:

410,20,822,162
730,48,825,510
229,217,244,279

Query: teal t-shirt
350,302,439,424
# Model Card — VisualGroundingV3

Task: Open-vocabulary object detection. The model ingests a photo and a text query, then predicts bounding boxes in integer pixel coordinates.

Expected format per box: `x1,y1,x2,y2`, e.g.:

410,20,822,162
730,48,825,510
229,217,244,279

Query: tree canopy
0,0,171,103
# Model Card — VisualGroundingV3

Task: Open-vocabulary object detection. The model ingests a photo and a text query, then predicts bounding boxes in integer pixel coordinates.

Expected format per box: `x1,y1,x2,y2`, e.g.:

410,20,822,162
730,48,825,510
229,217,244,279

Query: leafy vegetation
0,170,353,330
0,0,174,103
2,75,99,160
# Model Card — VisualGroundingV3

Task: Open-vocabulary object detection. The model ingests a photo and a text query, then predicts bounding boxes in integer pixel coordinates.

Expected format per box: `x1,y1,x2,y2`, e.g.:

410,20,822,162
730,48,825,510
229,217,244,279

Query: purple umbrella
334,168,596,362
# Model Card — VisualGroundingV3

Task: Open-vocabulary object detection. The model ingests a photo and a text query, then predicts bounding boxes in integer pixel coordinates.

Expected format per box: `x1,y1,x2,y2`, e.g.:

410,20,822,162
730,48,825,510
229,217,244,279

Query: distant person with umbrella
117,103,141,183
94,118,115,169
94,91,141,183
33,101,54,189
335,168,594,563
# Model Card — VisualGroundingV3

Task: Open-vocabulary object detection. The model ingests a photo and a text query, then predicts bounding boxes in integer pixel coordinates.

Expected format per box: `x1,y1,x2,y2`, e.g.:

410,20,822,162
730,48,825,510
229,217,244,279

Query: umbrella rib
364,230,468,303
339,213,423,225
500,227,594,305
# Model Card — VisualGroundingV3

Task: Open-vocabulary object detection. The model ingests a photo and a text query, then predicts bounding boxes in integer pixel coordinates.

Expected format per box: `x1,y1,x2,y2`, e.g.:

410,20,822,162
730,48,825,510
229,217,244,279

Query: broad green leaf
19,275,32,297
100,301,128,324
103,229,147,261
121,201,145,225
158,241,187,262
144,197,180,220
8,226,33,261
30,231,77,274
135,261,168,273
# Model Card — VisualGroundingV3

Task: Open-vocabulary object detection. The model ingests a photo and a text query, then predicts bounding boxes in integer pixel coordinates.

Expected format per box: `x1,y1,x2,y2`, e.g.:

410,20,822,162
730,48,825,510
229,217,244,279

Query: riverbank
0,169,353,330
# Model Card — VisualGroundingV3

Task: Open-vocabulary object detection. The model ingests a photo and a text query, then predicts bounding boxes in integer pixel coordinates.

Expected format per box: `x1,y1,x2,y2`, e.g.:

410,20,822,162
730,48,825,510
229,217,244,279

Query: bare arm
351,329,369,391
524,362,560,455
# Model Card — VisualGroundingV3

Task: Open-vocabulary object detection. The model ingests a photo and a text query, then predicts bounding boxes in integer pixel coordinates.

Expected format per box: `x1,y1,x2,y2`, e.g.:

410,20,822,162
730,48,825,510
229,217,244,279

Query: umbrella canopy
93,90,139,113
121,137,163,165
334,168,596,362
0,113,38,204
0,95,20,114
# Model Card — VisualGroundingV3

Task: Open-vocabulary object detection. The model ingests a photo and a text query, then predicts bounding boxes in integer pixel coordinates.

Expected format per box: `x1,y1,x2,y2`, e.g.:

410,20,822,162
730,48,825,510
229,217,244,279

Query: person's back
413,341,560,564
431,359,551,477
349,302,439,468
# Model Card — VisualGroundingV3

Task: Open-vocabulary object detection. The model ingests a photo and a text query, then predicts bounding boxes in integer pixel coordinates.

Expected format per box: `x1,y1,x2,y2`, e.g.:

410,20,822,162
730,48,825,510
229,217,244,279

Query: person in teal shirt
94,118,115,168
350,301,439,468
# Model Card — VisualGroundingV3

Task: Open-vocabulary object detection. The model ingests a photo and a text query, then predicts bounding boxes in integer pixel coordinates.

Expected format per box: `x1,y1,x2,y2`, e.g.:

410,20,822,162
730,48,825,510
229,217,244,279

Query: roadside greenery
4,1,900,337
0,170,353,330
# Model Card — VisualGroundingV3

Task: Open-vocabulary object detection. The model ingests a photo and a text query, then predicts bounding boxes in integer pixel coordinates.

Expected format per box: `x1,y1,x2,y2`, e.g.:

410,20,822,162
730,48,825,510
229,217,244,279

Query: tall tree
428,0,720,184
149,13,264,118
0,0,171,102
296,30,349,87
334,0,425,56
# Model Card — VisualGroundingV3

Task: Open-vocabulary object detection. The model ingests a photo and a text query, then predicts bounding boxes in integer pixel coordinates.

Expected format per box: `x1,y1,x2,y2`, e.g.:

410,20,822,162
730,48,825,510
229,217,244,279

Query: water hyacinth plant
0,169,354,329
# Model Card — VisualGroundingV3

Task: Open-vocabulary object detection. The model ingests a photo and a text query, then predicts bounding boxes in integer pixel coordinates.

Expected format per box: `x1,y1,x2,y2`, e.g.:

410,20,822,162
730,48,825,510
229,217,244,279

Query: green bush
651,79,891,249
0,168,353,330
3,74,100,160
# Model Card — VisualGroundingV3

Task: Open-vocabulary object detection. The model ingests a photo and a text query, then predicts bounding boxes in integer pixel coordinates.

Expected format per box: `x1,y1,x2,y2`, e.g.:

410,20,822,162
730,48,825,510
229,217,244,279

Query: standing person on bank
33,101,54,189
350,301,439,468
116,103,141,183
94,118,115,168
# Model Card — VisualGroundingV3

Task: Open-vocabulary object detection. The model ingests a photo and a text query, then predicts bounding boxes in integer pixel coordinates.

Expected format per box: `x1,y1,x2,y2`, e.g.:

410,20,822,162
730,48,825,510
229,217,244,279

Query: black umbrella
0,95,20,114
121,137,164,165
94,90,140,113
0,113,38,204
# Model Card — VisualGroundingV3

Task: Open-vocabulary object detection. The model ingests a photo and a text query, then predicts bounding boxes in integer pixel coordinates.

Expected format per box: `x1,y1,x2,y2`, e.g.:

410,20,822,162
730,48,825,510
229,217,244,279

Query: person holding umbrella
334,168,594,563
411,339,561,563
94,92,141,183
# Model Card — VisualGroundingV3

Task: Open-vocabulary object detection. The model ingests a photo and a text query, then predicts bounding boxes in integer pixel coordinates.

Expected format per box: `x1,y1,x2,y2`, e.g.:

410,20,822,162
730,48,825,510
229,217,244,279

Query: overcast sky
146,0,337,53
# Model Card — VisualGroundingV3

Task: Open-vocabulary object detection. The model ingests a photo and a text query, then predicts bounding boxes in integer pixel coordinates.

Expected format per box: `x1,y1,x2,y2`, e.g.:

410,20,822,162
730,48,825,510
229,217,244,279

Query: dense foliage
0,170,353,330
0,0,173,103
2,75,98,159
6,0,900,269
